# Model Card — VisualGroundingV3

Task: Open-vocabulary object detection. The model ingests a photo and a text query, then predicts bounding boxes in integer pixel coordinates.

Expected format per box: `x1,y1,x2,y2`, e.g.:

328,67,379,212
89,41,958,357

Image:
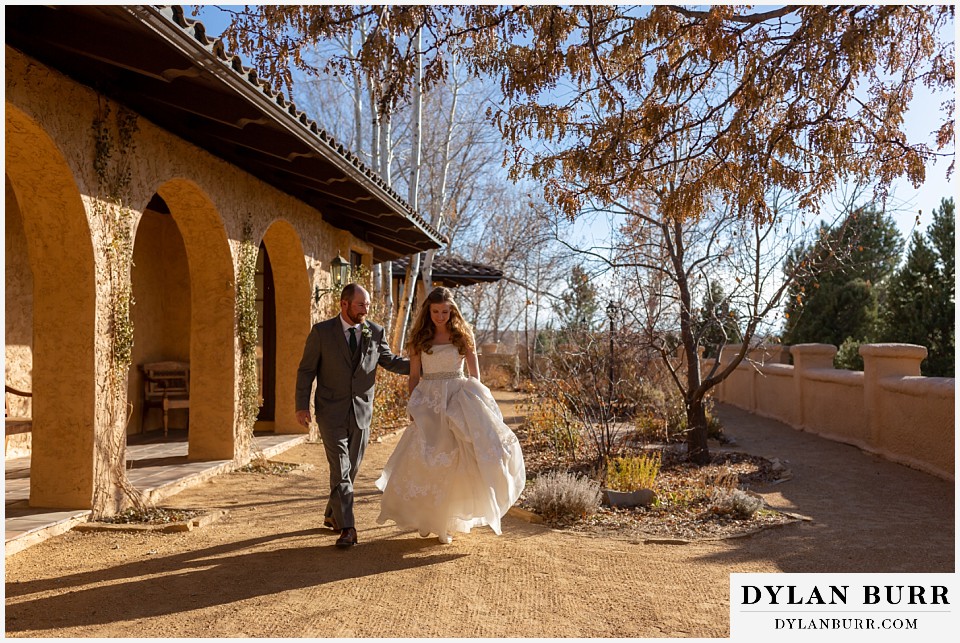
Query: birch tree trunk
420,51,461,294
392,27,424,352
379,261,393,338
369,83,381,180
351,29,365,155
370,81,392,333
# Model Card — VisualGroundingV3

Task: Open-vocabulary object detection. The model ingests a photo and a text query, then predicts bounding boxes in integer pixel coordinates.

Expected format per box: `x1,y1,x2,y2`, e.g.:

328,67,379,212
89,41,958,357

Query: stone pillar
789,344,837,429
860,343,927,444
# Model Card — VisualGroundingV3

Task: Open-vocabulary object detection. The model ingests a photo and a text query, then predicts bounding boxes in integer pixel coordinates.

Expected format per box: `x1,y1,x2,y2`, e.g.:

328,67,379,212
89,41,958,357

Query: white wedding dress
375,344,526,541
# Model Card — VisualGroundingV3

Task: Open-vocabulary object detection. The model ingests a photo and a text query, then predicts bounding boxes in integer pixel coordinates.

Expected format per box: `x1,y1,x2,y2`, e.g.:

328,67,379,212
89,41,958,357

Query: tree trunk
350,30,364,155
379,112,392,185
381,261,393,337
421,50,460,294
369,77,380,175
667,218,710,464
407,27,423,210
686,394,710,465
372,260,382,300
393,253,421,352
391,27,423,352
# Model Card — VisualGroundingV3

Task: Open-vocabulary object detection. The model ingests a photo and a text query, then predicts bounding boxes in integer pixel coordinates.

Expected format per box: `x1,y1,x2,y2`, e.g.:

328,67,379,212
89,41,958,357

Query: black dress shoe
335,527,358,548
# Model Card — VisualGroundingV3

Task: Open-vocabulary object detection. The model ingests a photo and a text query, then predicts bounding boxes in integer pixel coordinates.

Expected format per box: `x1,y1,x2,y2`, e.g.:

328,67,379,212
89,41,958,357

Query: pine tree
695,281,743,359
881,198,955,376
553,265,599,332
783,206,903,354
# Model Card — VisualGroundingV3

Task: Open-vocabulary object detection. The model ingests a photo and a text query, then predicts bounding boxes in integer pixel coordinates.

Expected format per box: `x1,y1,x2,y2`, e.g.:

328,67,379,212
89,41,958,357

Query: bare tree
576,180,881,463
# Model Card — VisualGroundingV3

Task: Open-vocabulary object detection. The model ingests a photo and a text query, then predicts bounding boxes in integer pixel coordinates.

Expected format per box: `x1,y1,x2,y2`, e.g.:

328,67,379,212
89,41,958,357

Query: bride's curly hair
408,287,475,356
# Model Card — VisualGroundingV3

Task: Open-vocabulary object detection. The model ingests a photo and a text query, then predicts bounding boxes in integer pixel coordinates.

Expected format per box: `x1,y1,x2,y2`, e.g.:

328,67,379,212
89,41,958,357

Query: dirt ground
3,392,954,638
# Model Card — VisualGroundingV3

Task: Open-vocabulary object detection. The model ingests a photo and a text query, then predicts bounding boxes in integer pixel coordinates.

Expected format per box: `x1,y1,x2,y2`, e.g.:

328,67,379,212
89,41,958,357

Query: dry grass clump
526,470,601,524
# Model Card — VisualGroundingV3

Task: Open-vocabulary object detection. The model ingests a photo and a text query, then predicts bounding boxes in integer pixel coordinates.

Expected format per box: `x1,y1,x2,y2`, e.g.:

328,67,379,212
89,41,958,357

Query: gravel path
3,394,953,638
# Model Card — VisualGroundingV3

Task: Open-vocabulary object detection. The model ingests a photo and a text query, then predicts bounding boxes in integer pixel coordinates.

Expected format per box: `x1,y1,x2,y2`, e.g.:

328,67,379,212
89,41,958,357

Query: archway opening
261,220,311,435
129,193,192,438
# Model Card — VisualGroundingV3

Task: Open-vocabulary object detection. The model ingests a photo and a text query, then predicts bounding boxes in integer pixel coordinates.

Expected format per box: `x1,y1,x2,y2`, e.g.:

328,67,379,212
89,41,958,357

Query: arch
129,195,191,435
5,104,98,508
155,179,237,460
262,220,312,434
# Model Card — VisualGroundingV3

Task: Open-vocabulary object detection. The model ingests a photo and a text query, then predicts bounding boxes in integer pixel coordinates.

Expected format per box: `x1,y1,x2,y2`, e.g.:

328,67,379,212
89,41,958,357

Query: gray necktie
349,327,358,354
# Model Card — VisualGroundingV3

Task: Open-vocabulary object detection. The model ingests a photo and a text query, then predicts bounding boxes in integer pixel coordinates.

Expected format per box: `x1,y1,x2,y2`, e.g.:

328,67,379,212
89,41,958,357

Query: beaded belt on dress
421,371,465,380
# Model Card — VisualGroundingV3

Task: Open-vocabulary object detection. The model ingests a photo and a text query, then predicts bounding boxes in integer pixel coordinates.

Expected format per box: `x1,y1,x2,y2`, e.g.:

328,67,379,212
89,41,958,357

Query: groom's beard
345,310,366,325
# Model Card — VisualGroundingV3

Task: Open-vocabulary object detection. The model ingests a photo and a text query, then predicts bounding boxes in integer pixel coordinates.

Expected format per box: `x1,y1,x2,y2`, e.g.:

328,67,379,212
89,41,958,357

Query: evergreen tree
695,281,743,359
783,206,903,355
553,265,600,332
881,198,955,376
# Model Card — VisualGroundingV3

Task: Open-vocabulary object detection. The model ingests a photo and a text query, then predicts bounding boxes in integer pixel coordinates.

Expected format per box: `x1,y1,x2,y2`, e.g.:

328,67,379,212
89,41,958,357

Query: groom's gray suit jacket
295,316,409,433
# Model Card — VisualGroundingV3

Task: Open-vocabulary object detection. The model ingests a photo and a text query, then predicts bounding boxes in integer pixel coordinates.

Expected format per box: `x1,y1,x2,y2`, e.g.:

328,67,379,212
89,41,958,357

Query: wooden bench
5,384,33,435
141,361,190,438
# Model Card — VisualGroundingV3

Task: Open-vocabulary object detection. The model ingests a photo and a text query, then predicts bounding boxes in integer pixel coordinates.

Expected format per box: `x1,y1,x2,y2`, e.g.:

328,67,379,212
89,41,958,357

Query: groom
296,283,409,548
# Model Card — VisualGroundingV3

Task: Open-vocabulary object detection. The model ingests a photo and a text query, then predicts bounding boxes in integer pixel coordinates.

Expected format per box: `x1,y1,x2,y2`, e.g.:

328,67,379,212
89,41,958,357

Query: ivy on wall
91,99,147,516
92,101,138,384
235,220,262,461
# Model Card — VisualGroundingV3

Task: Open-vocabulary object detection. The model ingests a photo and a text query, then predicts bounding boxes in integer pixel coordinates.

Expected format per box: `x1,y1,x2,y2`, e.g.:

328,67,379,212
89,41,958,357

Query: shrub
526,470,601,523
521,386,581,458
706,404,726,442
835,337,865,371
708,488,763,518
631,391,726,444
373,369,409,432
605,452,661,491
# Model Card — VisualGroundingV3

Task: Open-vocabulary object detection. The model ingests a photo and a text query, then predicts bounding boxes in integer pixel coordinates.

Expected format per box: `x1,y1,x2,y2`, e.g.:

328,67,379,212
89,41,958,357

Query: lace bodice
421,343,465,377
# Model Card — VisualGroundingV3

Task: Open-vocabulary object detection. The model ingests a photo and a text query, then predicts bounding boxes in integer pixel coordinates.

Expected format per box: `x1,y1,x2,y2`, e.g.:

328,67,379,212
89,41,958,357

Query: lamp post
606,300,617,408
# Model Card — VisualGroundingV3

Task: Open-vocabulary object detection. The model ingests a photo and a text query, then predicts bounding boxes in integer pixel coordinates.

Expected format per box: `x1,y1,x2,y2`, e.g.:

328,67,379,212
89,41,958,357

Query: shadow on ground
5,530,465,632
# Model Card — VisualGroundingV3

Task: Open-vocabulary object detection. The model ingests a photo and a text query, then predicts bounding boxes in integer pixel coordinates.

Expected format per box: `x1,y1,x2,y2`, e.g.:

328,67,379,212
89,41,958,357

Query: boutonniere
360,324,372,342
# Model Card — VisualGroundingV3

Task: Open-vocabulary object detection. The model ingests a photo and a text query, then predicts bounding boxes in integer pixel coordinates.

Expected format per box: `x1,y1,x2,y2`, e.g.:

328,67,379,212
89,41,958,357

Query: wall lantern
313,252,352,305
329,252,350,291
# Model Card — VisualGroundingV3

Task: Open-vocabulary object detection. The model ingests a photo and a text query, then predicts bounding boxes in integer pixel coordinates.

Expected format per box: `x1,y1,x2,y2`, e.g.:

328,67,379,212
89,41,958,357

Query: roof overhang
5,5,446,261
392,255,503,287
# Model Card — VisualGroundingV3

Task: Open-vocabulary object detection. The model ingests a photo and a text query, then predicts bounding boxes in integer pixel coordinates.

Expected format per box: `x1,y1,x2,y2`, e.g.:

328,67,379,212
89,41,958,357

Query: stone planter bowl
602,488,657,508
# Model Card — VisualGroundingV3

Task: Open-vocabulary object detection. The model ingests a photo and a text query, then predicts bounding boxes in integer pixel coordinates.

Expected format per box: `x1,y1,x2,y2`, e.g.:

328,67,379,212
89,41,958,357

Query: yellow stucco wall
5,45,375,509
4,176,33,418
710,343,955,481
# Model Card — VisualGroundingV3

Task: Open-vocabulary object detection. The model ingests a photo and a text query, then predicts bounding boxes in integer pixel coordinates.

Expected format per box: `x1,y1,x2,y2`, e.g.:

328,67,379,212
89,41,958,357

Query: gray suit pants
320,405,368,530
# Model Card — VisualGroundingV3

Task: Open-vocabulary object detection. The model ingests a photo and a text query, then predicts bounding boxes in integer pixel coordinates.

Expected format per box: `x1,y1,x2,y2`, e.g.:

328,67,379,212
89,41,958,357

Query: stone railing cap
858,343,928,358
789,343,838,356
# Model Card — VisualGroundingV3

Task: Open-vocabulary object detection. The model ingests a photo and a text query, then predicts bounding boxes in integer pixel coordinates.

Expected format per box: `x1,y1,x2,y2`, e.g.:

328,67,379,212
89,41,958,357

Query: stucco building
5,5,444,513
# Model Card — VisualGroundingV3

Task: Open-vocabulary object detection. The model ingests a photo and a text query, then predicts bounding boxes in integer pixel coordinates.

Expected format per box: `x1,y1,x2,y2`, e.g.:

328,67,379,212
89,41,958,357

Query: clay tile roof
392,255,504,287
158,6,443,247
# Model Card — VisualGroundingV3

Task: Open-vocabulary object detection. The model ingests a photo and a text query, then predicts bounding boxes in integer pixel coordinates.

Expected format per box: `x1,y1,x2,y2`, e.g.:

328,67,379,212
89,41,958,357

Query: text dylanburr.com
730,573,957,640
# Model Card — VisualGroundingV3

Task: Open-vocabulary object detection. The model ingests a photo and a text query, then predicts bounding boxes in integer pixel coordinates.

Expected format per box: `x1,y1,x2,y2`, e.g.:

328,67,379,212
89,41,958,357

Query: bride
375,287,526,544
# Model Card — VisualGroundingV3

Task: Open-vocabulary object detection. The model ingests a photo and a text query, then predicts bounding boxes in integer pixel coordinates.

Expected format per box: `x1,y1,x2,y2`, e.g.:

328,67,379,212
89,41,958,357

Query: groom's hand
295,410,311,428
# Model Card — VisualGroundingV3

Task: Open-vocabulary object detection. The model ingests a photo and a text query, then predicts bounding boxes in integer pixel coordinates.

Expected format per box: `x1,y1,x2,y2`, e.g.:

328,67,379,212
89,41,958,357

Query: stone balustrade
705,343,954,481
